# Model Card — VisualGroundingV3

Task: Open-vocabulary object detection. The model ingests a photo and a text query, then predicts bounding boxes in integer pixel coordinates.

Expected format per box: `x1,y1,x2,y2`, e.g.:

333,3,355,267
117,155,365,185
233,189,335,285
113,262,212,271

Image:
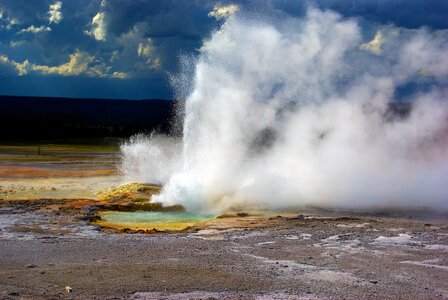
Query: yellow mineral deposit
96,182,161,203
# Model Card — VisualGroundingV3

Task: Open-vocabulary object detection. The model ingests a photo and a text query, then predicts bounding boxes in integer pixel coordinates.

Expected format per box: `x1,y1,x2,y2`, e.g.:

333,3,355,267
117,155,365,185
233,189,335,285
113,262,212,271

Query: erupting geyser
121,8,448,212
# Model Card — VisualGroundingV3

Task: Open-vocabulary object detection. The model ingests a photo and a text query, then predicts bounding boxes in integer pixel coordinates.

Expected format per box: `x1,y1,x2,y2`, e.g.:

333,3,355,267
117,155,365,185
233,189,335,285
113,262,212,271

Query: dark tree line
0,95,175,141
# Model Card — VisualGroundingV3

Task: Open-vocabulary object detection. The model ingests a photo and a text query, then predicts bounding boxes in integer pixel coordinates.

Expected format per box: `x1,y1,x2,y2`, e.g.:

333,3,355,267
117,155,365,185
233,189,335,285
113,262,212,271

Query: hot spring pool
97,211,215,231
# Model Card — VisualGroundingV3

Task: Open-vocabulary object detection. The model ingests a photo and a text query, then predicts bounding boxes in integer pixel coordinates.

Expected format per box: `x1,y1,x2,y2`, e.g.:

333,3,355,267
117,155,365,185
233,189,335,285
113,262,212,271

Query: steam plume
122,8,448,212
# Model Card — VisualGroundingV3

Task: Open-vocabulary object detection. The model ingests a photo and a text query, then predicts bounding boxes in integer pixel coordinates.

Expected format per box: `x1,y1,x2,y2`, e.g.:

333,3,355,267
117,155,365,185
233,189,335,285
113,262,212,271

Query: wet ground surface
0,144,121,200
1,145,448,299
1,206,448,299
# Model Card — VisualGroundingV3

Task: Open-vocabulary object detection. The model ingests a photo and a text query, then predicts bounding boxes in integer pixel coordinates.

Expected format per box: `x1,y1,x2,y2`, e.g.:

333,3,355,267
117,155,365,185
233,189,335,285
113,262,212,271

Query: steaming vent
121,8,448,213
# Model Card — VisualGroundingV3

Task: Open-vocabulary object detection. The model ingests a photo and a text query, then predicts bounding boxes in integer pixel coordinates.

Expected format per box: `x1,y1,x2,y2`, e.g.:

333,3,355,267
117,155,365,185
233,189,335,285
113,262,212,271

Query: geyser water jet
122,8,448,212
120,134,182,185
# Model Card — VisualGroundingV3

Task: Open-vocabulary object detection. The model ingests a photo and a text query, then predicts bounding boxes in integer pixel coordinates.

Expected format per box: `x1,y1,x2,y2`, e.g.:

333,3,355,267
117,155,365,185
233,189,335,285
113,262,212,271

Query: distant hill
0,95,175,141
0,95,412,142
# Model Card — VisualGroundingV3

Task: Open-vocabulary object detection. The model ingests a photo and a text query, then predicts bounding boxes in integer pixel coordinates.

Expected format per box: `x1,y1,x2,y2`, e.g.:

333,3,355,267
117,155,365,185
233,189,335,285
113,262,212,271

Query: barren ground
0,145,447,299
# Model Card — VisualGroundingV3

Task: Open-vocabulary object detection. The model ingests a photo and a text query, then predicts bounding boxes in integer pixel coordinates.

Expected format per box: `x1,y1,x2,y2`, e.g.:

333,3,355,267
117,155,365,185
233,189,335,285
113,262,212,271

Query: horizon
0,94,171,101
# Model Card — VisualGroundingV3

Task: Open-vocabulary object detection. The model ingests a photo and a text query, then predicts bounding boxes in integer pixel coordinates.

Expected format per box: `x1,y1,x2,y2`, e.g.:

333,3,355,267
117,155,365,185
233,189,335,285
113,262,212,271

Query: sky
0,0,447,100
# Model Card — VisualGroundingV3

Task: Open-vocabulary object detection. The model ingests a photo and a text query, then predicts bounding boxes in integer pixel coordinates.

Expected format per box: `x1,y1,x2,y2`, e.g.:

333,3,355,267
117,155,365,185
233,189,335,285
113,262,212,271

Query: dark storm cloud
102,0,212,39
0,0,50,24
0,0,98,63
0,0,446,99
248,0,448,29
0,74,170,99
88,0,218,74
316,0,448,29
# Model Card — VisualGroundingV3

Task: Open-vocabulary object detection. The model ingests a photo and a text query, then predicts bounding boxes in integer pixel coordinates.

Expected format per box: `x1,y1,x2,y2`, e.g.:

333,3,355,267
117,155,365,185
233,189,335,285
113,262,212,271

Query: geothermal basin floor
1,209,448,299
1,144,448,299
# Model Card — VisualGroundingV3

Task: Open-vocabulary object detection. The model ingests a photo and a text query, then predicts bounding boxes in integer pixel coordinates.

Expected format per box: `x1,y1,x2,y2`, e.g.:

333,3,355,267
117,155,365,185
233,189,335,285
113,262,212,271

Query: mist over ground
121,8,448,213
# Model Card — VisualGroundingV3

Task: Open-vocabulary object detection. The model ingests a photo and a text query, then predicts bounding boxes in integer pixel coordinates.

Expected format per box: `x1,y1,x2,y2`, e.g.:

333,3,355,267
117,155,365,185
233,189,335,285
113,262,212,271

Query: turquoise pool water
98,211,215,230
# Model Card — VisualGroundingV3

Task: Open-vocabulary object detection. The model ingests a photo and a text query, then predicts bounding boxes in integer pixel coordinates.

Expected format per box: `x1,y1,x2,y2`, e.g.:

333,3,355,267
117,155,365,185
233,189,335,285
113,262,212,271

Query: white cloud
208,4,238,20
0,8,21,30
110,50,119,62
86,12,107,41
0,55,9,64
31,51,95,76
360,31,383,55
31,51,131,79
145,57,161,69
113,23,162,70
0,50,129,79
85,63,109,78
10,40,25,47
48,1,63,24
13,60,30,75
137,38,161,69
0,54,29,75
19,25,51,34
112,71,129,79
118,22,148,45
137,39,154,57
6,18,20,30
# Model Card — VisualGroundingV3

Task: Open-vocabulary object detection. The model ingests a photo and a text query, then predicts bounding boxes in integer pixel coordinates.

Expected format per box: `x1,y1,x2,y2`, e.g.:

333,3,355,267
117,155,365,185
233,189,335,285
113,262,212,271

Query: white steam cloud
48,1,63,24
122,9,448,213
120,134,182,185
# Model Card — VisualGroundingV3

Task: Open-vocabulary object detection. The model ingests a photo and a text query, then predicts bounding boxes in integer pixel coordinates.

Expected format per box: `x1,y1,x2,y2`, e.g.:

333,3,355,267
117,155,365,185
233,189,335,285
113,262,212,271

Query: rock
65,286,72,293
26,264,37,268
80,205,97,215
92,183,187,214
96,182,161,203
75,214,101,222
237,212,249,217
217,212,250,218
